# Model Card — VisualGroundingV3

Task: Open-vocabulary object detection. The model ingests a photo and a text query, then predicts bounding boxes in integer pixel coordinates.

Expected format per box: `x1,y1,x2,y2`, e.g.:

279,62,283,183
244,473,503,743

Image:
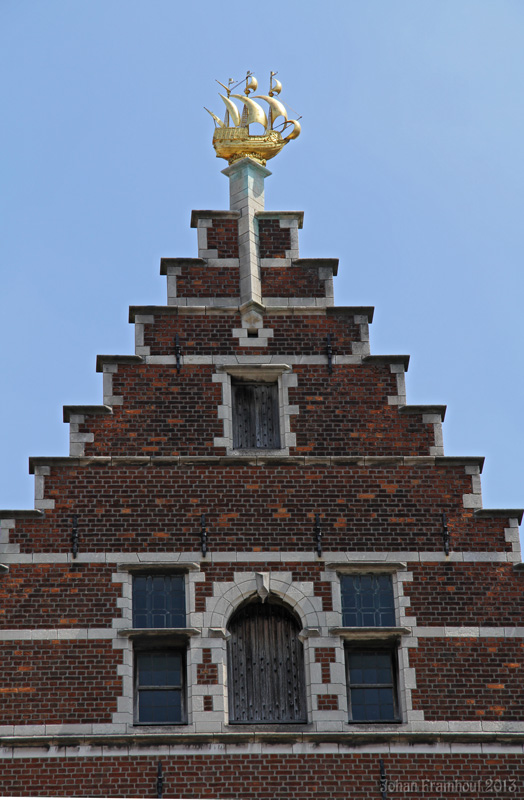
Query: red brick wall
11,462,510,553
0,754,522,798
405,563,524,626
289,364,435,456
175,265,240,297
261,265,326,297
0,564,120,628
83,365,225,457
0,640,121,724
410,638,524,720
79,363,436,458
142,311,363,356
206,218,239,259
258,218,291,258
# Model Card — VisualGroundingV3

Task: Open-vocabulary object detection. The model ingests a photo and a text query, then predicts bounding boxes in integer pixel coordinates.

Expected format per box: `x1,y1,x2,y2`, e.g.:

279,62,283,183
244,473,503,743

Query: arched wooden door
227,601,307,723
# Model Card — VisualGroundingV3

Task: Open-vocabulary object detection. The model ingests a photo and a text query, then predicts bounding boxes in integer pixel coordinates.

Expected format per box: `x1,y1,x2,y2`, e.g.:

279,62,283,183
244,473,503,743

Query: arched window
227,599,307,724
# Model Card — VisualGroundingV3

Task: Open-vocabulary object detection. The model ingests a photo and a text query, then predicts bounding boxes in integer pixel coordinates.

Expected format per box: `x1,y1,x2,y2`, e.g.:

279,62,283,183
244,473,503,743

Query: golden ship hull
213,127,286,166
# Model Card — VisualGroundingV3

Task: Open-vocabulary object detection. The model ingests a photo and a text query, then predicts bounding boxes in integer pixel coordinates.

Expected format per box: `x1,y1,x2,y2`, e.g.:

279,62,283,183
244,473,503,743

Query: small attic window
247,330,258,338
232,379,280,449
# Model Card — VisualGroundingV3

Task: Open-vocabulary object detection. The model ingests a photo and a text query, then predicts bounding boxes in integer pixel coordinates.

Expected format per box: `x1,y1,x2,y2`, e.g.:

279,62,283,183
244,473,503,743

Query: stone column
221,157,271,308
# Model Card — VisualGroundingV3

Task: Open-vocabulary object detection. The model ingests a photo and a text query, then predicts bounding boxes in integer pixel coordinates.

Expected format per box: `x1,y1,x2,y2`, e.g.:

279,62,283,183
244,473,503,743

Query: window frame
326,564,410,726
134,641,187,726
345,644,401,724
213,364,298,456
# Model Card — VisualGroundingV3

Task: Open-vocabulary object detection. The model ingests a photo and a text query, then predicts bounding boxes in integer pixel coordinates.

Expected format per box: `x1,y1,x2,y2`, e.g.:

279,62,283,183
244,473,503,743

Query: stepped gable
1,147,524,797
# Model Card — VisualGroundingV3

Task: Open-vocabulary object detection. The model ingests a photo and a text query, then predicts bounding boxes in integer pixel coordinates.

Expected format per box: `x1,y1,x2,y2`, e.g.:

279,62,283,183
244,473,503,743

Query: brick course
0,640,121,724
258,218,291,258
0,563,120,628
410,638,524,720
1,754,523,798
11,462,507,553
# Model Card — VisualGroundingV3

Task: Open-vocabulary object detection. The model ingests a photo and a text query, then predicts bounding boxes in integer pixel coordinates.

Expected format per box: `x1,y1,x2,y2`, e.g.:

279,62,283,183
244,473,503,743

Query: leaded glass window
132,574,185,628
136,650,184,724
346,649,399,722
340,574,395,627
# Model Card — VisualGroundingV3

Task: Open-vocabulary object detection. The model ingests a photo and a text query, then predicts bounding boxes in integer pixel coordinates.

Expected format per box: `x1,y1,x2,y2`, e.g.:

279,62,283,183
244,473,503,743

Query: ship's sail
282,119,301,141
231,95,268,129
204,108,225,128
220,94,241,127
253,95,288,128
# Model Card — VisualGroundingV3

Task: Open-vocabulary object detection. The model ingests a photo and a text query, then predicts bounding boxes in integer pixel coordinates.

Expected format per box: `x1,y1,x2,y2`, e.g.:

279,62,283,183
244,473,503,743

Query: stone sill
24,454,496,475
3,730,524,748
117,562,200,573
325,562,407,574
330,627,411,640
117,628,201,639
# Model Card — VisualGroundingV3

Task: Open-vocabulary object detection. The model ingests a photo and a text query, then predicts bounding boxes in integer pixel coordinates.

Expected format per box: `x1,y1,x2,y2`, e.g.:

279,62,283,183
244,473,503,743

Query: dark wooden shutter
232,381,280,449
227,601,307,723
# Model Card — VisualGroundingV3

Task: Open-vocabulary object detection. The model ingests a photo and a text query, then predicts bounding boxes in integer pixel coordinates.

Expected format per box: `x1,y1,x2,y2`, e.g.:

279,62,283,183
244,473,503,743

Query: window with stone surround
329,567,406,724
213,364,298,455
131,573,188,725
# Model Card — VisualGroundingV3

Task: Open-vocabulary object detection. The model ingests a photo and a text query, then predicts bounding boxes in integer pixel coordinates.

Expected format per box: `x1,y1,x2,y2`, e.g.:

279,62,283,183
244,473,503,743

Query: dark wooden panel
232,382,280,449
227,601,306,723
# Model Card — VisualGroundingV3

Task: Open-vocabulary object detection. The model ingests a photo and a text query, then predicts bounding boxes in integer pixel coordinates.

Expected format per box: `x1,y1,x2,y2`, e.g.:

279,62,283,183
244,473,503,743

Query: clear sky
1,1,523,538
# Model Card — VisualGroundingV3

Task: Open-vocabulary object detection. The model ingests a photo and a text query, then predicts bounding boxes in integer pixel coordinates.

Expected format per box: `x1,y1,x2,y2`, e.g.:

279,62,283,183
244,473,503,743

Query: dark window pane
132,574,185,628
138,690,182,724
341,574,395,627
347,649,398,722
136,651,184,725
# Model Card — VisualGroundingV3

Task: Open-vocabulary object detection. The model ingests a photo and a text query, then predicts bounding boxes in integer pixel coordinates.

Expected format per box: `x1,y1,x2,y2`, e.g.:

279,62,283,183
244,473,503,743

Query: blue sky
1,1,523,535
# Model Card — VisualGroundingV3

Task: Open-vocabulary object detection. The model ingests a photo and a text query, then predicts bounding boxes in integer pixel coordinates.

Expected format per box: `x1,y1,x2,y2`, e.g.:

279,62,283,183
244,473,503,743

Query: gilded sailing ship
205,71,301,166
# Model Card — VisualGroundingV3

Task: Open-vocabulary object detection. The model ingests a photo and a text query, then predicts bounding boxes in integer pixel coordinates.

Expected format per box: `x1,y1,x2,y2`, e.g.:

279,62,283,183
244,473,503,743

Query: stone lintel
190,210,241,228
399,405,447,421
325,562,408,573
160,257,206,275
96,355,144,373
117,562,201,573
63,405,113,423
363,354,410,371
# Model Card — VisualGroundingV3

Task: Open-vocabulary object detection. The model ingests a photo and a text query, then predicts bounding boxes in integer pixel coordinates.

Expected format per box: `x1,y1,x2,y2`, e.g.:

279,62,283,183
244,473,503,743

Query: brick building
1,157,524,798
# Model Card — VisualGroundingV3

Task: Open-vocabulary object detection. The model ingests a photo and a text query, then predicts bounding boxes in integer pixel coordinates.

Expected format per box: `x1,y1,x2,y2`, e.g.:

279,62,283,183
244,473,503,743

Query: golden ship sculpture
205,71,301,166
